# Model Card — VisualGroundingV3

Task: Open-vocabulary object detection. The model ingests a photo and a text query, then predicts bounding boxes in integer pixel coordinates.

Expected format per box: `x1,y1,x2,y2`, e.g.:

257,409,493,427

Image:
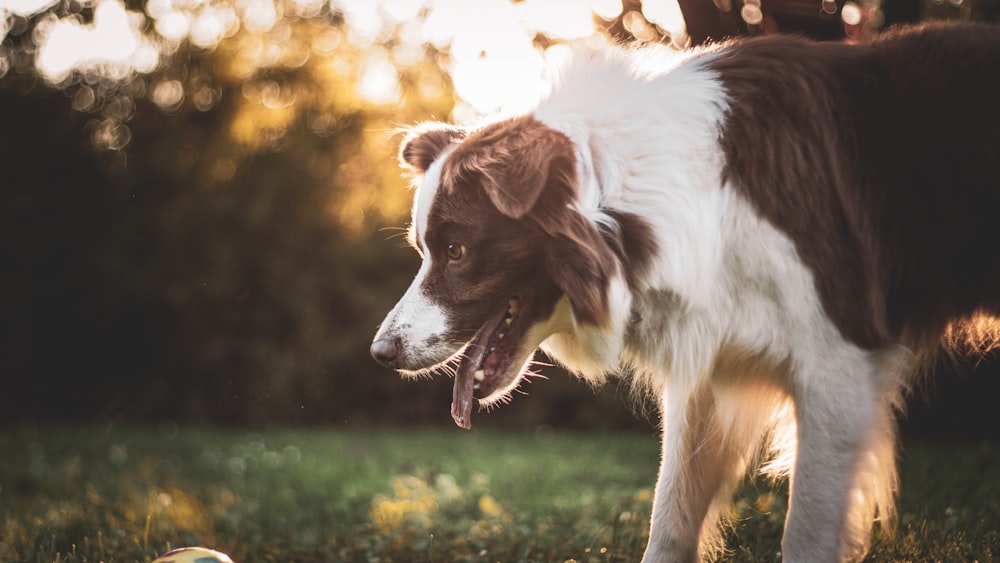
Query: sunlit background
0,0,997,430
14,0,688,112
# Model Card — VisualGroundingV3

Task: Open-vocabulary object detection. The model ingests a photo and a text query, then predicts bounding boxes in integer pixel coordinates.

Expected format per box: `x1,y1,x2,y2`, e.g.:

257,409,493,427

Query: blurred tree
0,86,133,421
0,0,460,424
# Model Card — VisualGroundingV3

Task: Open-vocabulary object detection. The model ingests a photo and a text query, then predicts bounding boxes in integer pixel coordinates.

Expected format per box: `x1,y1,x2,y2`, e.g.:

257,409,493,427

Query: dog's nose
370,336,401,368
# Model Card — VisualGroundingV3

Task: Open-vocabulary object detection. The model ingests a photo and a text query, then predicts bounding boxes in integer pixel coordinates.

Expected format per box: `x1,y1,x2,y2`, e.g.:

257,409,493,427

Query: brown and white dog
371,23,1000,562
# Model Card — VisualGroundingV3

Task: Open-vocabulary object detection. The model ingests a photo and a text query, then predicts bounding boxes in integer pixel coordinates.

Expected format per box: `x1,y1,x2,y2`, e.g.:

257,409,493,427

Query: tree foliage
0,0,459,424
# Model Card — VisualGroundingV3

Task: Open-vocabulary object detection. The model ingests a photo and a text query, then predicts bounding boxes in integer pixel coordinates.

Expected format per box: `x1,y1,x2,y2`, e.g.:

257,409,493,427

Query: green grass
0,426,996,562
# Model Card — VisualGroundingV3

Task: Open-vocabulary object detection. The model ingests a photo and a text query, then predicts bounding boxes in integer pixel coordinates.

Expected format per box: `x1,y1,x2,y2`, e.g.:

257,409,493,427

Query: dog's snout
370,335,402,368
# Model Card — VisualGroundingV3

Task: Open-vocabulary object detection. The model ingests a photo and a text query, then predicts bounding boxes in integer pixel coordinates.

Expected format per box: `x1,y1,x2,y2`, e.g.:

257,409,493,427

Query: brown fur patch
709,24,1000,349
420,117,655,328
602,210,659,293
442,116,578,219
399,124,466,174
538,204,618,326
411,117,658,331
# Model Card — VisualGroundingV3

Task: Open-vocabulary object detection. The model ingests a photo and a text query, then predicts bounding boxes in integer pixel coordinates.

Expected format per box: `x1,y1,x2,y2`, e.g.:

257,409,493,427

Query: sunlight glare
35,0,159,83
426,0,548,117
519,0,595,40
146,0,244,47
333,0,382,48
291,0,323,17
422,0,530,49
591,0,623,21
239,0,279,34
642,0,686,37
382,0,424,24
24,0,693,128
190,9,225,47
450,27,544,117
0,0,57,17
155,11,191,42
841,2,862,26
328,0,630,111
151,79,184,109
622,10,656,42
356,47,401,105
392,18,426,66
190,4,237,48
35,16,89,82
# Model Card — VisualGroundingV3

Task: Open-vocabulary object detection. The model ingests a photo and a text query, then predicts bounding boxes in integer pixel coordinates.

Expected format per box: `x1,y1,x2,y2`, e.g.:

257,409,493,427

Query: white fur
374,258,455,375
410,149,449,252
374,157,458,374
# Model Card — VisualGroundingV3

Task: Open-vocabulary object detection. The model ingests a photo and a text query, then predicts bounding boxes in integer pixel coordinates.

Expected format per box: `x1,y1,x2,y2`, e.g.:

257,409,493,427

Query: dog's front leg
642,382,741,563
782,349,891,562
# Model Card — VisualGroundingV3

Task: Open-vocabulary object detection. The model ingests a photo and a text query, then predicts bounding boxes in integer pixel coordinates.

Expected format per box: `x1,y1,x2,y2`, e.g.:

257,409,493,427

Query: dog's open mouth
451,294,531,429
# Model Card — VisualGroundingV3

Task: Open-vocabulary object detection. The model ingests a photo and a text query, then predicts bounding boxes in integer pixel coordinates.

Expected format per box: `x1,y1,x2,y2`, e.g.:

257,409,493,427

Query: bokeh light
9,0,688,116
842,2,863,26
1,0,690,232
0,0,56,17
34,0,159,83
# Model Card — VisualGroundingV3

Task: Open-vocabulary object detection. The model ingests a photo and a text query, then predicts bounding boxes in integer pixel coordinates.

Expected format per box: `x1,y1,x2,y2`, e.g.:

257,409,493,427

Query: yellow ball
152,547,234,563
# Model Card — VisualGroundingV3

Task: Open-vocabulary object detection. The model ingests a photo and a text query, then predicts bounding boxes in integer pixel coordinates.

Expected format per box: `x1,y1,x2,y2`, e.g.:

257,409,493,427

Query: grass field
0,425,997,562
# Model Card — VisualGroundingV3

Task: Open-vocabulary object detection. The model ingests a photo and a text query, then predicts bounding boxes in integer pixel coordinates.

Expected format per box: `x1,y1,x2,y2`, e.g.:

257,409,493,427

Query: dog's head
370,116,641,428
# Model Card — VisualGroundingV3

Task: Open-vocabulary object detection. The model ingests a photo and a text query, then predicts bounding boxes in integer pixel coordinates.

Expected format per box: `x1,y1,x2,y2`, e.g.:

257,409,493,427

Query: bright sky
3,0,688,116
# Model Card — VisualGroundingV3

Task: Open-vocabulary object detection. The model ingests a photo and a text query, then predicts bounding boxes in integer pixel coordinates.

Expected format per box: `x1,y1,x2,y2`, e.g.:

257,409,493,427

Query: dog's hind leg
782,345,906,562
641,380,749,563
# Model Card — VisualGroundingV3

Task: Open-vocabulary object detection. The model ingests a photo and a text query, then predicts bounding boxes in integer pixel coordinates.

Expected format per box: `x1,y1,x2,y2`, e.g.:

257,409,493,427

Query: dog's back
709,24,1000,351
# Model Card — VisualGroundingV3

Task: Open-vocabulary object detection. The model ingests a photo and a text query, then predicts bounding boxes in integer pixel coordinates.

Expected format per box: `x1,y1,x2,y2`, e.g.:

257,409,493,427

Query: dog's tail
943,312,1000,357
908,311,1000,397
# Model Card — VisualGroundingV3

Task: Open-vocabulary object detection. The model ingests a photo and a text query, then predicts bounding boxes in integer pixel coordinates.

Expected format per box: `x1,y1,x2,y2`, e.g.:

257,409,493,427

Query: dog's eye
446,243,466,261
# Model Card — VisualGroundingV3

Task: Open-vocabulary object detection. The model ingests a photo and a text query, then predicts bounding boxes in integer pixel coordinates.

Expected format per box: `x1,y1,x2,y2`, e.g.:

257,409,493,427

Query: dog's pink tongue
451,364,474,429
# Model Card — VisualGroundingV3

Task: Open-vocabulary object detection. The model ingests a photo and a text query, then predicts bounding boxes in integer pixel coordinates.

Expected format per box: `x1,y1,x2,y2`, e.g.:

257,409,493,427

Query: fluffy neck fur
531,47,738,386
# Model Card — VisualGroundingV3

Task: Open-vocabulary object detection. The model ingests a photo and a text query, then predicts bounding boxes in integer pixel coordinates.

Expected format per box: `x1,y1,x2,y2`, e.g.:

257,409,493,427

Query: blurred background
0,0,997,436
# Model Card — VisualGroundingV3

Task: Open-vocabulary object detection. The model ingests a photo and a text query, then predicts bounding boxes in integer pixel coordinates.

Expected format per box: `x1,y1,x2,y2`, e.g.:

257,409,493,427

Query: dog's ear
444,117,617,325
399,124,466,174
543,213,617,327
445,117,576,219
